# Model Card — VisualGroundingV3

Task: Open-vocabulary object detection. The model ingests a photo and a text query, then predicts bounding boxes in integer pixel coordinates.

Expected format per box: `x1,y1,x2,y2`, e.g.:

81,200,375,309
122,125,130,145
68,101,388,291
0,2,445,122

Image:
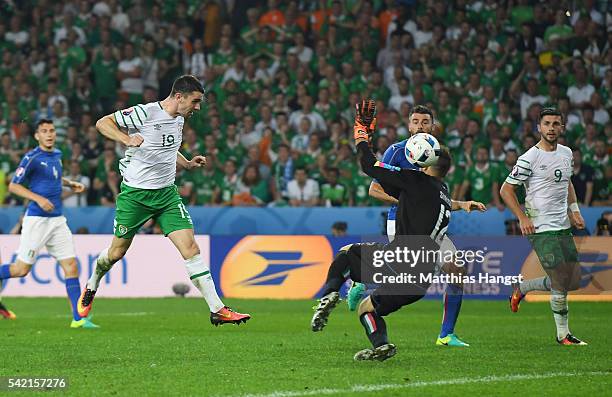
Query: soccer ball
404,133,441,167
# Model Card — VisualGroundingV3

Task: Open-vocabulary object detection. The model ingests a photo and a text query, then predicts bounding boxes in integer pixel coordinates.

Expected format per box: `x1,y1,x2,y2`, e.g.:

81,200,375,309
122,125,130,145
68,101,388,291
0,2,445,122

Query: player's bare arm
95,115,144,147
177,152,207,170
491,181,505,211
8,182,54,212
457,180,470,201
567,181,585,229
368,181,399,204
451,200,486,212
372,177,483,212
61,177,85,193
500,181,534,235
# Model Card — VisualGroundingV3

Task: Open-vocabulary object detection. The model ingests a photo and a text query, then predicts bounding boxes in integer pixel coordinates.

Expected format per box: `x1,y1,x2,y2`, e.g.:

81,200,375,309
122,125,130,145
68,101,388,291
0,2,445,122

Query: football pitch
3,298,611,396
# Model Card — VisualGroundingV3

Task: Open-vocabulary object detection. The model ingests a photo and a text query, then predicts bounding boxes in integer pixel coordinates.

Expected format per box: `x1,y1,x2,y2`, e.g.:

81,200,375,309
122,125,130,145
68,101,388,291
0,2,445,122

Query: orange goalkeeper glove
354,99,377,142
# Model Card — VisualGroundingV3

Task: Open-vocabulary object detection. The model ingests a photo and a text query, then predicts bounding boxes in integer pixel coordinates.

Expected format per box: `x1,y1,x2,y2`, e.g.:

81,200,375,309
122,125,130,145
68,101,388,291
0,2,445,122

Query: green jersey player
77,75,250,326
501,107,586,346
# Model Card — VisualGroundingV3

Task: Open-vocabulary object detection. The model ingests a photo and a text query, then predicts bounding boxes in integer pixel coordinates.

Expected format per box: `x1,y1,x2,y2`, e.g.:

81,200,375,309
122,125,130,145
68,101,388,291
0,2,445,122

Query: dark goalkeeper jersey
356,141,451,243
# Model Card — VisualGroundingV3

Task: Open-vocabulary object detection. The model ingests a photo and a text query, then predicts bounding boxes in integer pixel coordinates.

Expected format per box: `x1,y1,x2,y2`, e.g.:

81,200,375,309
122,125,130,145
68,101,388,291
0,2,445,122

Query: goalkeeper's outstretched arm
354,100,419,195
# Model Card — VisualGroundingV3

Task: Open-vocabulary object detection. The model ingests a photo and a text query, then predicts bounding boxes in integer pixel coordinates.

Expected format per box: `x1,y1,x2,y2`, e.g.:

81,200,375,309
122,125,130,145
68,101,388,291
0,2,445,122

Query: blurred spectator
289,96,326,135
459,146,500,209
117,42,143,105
239,114,261,148
320,167,351,207
596,211,611,235
567,66,596,109
571,148,594,206
215,159,239,206
0,0,607,212
63,160,90,207
331,221,347,237
92,169,119,206
287,167,319,207
584,140,610,206
271,143,293,204
234,164,270,206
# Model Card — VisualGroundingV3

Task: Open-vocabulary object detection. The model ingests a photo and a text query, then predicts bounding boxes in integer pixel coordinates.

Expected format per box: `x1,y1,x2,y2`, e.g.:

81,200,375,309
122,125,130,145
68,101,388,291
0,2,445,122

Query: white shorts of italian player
17,216,75,264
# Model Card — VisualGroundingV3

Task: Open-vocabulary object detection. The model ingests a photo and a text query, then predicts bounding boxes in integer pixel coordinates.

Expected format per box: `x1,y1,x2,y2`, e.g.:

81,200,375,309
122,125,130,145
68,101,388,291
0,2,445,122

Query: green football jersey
320,182,349,207
189,170,222,205
218,175,238,204
445,165,465,199
352,172,377,206
465,163,495,204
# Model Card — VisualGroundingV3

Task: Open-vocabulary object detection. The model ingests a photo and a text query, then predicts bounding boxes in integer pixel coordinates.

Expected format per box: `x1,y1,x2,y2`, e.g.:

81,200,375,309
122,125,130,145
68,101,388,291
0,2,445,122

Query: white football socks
550,289,570,339
519,276,550,295
87,248,116,291
185,254,224,313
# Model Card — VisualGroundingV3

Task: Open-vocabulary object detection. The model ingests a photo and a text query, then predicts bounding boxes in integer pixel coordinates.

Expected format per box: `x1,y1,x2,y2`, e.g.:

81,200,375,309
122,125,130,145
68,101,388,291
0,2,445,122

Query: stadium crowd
0,0,610,209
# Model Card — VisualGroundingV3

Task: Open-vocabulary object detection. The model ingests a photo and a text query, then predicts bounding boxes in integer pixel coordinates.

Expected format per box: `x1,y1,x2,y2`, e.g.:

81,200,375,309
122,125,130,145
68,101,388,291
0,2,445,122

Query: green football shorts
114,183,193,239
527,228,578,269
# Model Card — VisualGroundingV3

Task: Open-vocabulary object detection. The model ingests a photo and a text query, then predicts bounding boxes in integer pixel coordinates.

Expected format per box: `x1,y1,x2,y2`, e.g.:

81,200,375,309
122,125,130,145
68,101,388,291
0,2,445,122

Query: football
404,133,441,167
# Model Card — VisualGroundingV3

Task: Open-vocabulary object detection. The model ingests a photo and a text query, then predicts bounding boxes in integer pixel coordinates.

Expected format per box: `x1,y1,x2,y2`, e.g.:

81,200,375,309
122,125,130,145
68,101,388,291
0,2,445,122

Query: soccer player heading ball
77,75,250,326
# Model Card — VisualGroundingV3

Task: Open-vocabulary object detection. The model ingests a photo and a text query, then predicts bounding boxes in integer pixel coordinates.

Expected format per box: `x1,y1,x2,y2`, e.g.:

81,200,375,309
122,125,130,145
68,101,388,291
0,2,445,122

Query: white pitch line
52,311,154,318
113,311,154,317
234,371,611,397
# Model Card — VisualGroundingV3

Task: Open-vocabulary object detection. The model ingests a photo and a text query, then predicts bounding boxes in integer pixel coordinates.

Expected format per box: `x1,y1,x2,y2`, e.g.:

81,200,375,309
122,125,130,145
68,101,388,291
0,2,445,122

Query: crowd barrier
1,235,610,301
0,206,608,235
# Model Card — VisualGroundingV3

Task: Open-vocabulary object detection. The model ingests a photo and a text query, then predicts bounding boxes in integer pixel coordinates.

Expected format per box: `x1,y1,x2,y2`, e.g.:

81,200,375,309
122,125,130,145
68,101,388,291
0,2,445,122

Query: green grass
1,298,611,396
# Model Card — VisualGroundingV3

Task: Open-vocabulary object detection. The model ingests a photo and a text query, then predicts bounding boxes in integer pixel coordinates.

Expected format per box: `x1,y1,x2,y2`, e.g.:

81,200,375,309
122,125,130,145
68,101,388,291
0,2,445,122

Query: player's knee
442,261,467,287
338,244,353,253
61,259,79,278
182,241,200,260
568,277,581,291
334,249,349,263
108,246,127,262
13,263,31,277
357,296,374,316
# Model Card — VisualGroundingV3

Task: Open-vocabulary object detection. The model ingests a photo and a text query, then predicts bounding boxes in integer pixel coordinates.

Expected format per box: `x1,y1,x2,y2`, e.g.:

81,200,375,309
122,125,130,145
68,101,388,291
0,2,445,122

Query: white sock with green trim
87,248,117,291
185,254,224,313
551,289,570,340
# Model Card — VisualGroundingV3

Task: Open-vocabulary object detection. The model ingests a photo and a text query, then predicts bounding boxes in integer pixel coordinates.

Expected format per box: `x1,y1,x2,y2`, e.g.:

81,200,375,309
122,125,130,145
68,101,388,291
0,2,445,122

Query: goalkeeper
311,100,460,361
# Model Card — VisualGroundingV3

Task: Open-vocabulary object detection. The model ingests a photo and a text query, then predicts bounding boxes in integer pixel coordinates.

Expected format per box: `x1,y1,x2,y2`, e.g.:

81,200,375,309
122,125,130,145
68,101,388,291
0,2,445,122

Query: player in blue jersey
365,105,483,346
0,119,98,329
0,249,16,319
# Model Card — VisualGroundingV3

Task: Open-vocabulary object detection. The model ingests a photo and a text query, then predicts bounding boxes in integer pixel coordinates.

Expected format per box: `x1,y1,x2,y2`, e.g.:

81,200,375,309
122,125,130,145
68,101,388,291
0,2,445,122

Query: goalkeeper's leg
321,244,362,296
312,244,365,331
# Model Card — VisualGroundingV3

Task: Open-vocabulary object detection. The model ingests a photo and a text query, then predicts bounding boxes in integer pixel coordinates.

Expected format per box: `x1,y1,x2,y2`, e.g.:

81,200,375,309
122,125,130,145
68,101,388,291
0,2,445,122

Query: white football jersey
505,144,573,232
113,102,184,189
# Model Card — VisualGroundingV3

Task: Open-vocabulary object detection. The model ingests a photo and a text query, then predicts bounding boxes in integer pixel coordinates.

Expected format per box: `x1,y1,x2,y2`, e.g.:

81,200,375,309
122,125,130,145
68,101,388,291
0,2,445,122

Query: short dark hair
432,146,451,177
409,105,434,121
171,75,204,96
327,167,339,176
538,107,563,124
36,118,54,129
332,221,347,231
